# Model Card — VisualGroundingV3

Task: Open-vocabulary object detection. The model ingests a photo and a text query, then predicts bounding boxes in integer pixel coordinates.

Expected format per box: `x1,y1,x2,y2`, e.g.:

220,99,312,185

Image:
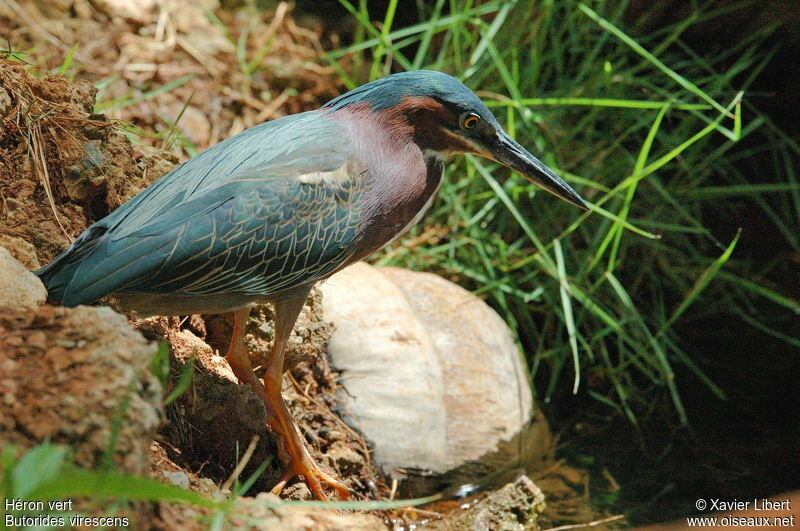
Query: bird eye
460,112,480,129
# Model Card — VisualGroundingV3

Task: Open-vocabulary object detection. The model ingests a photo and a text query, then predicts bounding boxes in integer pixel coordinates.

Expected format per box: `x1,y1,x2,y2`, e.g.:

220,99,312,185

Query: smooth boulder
320,262,551,494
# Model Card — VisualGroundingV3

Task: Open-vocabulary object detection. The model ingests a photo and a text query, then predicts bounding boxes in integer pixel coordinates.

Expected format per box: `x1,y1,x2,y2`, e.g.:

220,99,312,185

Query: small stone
164,471,191,489
54,338,77,348
0,235,41,269
197,477,219,496
427,475,545,530
92,0,157,23
63,141,111,201
0,247,47,313
0,88,11,117
328,440,363,474
281,482,313,501
26,330,47,349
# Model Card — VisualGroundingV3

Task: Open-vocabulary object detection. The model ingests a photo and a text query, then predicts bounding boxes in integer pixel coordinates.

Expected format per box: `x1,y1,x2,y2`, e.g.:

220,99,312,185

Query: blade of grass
57,43,79,76
484,97,711,111
326,1,504,60
28,468,220,508
608,103,671,272
717,272,800,313
369,0,399,79
578,3,730,117
658,231,741,336
95,75,195,113
554,239,581,394
164,354,195,406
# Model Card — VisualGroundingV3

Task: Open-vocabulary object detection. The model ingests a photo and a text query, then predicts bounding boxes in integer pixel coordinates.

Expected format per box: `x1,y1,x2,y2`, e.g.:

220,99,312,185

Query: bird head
324,70,588,210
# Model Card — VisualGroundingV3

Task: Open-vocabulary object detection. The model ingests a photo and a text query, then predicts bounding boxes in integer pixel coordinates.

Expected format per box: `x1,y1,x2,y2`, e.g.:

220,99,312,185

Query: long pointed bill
487,131,589,210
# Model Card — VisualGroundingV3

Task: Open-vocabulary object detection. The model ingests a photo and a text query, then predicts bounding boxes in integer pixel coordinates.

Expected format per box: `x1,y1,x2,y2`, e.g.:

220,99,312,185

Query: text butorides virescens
37,70,587,500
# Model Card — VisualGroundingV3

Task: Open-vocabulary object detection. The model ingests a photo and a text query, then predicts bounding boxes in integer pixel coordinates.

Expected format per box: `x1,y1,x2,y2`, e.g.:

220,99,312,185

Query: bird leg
224,301,351,501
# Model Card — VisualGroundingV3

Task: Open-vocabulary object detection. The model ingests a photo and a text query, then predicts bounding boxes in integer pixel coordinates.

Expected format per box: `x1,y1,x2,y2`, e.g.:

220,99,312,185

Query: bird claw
265,405,352,500
270,444,352,501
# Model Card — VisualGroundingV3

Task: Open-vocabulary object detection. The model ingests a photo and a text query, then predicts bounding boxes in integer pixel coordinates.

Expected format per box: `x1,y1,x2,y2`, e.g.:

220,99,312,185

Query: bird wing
102,111,350,237
54,112,366,306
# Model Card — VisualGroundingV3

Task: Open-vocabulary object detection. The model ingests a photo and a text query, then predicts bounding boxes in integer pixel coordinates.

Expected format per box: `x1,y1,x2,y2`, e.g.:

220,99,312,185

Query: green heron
36,70,587,500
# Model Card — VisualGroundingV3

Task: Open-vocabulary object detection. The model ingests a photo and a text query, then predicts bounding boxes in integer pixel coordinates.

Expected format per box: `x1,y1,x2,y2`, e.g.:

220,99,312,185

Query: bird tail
35,226,106,305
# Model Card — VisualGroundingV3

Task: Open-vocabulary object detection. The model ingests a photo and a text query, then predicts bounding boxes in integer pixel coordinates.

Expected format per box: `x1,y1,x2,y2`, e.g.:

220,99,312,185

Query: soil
0,303,162,528
0,304,161,474
0,59,177,269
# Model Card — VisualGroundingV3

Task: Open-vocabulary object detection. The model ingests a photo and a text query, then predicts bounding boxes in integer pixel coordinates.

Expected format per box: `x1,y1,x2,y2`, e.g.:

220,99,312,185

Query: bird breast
329,105,445,262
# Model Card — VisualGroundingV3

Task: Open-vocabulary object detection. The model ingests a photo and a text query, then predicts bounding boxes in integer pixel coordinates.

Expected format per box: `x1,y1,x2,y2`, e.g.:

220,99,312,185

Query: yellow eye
461,112,480,129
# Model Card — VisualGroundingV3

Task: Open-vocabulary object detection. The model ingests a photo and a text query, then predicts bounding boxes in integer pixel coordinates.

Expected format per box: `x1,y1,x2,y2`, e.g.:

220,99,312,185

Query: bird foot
223,307,351,501
269,446,352,501
261,383,352,501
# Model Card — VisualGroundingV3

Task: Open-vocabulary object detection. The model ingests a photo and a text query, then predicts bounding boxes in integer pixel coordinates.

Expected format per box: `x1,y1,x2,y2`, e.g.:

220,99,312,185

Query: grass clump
329,0,798,426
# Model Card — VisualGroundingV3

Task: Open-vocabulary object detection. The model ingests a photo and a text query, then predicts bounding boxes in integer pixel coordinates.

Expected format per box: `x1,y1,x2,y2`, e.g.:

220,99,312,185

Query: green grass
328,0,799,425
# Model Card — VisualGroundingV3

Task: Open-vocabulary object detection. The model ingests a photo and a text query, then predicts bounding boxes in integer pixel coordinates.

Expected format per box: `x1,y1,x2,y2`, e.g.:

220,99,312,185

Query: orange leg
224,301,351,501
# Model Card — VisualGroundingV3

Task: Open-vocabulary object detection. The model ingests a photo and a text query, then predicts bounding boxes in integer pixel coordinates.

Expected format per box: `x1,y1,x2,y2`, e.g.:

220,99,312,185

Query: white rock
92,0,158,23
382,267,534,467
321,262,551,482
321,262,448,471
0,246,47,313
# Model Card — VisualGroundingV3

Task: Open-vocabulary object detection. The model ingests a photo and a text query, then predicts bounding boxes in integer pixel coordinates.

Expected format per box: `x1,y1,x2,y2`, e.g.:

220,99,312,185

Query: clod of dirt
0,298,162,475
427,475,546,530
133,145,181,187
0,246,47,312
0,59,178,267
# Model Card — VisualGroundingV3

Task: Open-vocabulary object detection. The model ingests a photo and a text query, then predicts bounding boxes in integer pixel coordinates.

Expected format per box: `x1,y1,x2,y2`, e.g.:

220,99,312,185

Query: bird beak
484,130,589,210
